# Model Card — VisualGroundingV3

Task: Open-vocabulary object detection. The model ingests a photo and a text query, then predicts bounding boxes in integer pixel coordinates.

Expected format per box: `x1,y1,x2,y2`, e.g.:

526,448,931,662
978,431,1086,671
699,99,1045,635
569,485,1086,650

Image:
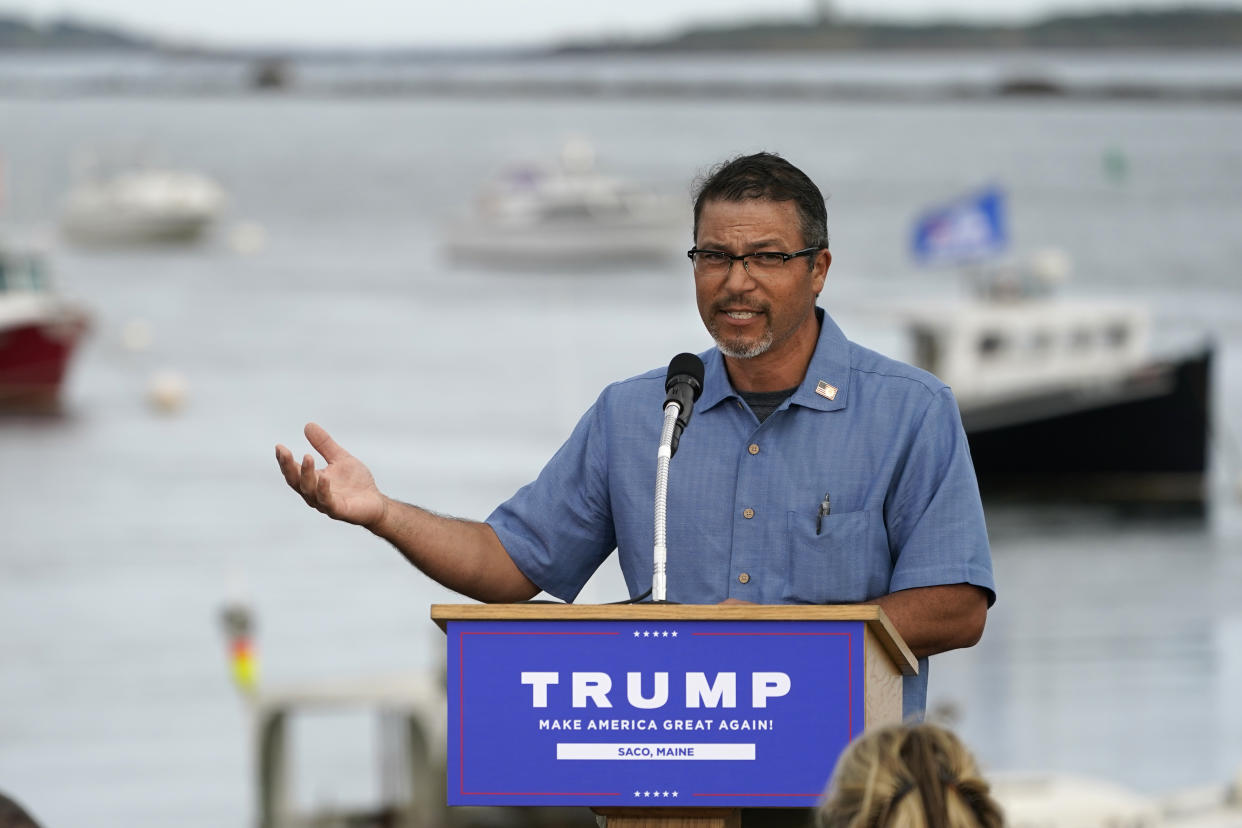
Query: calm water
2,56,1242,827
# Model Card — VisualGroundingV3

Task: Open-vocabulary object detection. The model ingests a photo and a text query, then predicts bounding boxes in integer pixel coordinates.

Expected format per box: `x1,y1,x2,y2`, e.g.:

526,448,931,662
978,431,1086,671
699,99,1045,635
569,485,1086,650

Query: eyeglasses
687,247,821,278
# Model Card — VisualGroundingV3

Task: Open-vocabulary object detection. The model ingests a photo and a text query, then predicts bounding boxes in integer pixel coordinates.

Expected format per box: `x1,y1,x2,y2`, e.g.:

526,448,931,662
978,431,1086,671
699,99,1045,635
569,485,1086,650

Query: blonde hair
817,723,1003,828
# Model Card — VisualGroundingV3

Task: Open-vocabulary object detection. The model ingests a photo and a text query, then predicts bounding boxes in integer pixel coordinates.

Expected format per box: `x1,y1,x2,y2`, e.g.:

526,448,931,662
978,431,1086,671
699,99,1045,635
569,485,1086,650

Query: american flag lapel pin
815,380,838,400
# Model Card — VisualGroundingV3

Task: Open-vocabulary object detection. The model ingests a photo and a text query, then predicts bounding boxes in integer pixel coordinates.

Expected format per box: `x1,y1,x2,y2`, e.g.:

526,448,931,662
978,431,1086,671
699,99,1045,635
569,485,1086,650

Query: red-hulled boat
0,243,89,411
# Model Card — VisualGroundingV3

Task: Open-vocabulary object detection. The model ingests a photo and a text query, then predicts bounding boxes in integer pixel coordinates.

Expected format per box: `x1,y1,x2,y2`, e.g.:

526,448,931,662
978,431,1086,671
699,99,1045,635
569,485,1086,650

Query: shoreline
2,76,1240,103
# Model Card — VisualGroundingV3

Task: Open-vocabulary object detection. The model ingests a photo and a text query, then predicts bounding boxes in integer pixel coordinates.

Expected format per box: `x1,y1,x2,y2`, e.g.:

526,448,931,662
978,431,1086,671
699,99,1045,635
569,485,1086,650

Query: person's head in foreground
817,723,1004,828
0,792,41,828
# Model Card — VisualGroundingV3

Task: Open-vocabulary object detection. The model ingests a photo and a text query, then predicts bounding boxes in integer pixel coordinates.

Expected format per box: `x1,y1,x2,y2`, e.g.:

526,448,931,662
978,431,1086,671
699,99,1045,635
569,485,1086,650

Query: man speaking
276,152,995,718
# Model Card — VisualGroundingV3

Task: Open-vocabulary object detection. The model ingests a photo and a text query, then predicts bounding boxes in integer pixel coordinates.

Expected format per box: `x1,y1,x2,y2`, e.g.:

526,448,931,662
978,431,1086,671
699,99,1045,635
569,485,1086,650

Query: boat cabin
905,298,1151,407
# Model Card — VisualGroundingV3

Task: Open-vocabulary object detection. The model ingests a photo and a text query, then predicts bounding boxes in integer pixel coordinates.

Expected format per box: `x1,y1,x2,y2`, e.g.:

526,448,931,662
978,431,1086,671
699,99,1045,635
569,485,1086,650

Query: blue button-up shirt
488,309,995,716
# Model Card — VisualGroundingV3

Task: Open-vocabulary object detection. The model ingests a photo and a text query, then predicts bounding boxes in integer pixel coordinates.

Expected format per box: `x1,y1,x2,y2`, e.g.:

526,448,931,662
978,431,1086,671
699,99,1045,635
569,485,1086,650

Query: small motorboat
61,166,225,245
443,139,684,268
989,772,1163,827
901,251,1212,507
0,240,90,411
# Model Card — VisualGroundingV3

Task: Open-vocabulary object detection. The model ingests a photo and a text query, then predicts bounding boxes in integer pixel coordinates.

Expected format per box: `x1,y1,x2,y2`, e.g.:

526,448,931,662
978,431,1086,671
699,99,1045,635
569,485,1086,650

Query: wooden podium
432,604,916,828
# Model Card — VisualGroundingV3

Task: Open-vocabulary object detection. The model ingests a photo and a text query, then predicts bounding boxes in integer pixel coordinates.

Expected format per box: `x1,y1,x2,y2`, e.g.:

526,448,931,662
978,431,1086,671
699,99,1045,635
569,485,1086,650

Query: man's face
694,198,829,362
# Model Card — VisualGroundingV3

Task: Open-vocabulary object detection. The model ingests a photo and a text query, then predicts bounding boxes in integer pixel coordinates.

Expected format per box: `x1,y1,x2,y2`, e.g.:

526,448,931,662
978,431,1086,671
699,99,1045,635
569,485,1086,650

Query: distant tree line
556,7,1242,53
0,14,146,50
3,6,1242,52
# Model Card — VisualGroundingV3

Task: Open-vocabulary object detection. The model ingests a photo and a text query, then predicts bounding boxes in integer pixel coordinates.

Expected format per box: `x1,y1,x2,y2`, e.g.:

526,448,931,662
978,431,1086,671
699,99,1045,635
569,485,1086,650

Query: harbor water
2,52,1242,826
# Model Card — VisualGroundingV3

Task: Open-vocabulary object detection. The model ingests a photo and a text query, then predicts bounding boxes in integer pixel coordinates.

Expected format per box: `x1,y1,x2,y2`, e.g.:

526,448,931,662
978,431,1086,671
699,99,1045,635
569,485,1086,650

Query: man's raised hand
275,423,388,530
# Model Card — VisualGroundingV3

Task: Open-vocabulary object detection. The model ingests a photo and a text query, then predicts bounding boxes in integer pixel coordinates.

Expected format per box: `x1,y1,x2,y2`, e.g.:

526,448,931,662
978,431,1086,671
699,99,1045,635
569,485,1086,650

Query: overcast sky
9,0,1242,48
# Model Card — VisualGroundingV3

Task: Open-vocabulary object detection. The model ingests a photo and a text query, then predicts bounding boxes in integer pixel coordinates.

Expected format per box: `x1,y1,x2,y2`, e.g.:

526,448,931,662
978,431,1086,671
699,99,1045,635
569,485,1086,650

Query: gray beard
712,328,774,360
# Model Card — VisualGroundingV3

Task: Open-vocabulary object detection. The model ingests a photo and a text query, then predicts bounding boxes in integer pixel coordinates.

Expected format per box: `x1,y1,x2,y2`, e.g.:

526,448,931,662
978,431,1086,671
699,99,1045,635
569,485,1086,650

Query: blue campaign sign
445,619,866,808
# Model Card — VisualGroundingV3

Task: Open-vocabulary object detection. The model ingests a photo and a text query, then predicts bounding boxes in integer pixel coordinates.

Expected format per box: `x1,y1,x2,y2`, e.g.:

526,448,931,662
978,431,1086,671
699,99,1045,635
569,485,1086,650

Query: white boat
1161,774,1242,827
903,251,1152,412
443,139,684,267
61,167,225,245
991,772,1164,827
898,251,1212,506
990,770,1242,827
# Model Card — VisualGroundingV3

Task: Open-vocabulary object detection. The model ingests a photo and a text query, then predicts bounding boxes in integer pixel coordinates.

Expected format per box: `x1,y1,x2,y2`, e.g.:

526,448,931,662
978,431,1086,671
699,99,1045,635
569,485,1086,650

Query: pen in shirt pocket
815,492,831,535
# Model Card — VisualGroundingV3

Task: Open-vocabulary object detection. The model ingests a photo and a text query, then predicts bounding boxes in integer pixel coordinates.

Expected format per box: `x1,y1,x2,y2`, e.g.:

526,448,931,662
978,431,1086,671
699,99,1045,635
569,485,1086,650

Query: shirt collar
698,307,851,414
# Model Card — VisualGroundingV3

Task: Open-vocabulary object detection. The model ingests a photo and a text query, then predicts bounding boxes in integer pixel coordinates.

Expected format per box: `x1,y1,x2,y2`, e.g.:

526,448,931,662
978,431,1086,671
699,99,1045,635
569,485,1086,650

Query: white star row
632,630,679,638
633,790,679,798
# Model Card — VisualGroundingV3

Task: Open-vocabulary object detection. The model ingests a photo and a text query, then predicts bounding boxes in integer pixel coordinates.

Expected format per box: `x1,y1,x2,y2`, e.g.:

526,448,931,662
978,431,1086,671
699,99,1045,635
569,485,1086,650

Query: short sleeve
486,394,617,602
885,387,996,605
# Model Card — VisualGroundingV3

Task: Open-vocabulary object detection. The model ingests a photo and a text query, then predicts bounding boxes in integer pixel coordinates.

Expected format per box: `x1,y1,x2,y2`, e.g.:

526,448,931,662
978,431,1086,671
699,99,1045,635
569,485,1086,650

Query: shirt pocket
783,509,889,604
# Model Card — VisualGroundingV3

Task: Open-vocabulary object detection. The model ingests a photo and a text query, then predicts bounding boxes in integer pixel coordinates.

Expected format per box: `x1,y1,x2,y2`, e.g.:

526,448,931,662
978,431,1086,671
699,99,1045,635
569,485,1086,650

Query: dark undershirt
738,386,799,424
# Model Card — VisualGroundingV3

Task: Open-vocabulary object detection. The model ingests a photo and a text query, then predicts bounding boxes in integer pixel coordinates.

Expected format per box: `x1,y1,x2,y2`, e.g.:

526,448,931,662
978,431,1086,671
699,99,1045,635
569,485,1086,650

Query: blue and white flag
910,186,1008,265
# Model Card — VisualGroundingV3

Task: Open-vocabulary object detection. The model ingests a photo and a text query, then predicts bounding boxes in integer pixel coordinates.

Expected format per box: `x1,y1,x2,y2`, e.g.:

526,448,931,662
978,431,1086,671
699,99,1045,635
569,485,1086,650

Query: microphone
652,352,704,603
664,353,704,458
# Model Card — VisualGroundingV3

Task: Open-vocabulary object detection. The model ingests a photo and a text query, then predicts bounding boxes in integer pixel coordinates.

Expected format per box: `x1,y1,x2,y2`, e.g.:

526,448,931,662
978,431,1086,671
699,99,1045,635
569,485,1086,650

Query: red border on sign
455,625,860,801
688,631,854,798
460,631,622,797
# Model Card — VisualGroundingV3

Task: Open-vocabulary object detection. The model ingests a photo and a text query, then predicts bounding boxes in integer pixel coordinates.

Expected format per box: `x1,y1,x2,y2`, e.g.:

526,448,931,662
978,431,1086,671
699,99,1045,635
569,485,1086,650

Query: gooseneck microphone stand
652,401,681,603
652,353,704,603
